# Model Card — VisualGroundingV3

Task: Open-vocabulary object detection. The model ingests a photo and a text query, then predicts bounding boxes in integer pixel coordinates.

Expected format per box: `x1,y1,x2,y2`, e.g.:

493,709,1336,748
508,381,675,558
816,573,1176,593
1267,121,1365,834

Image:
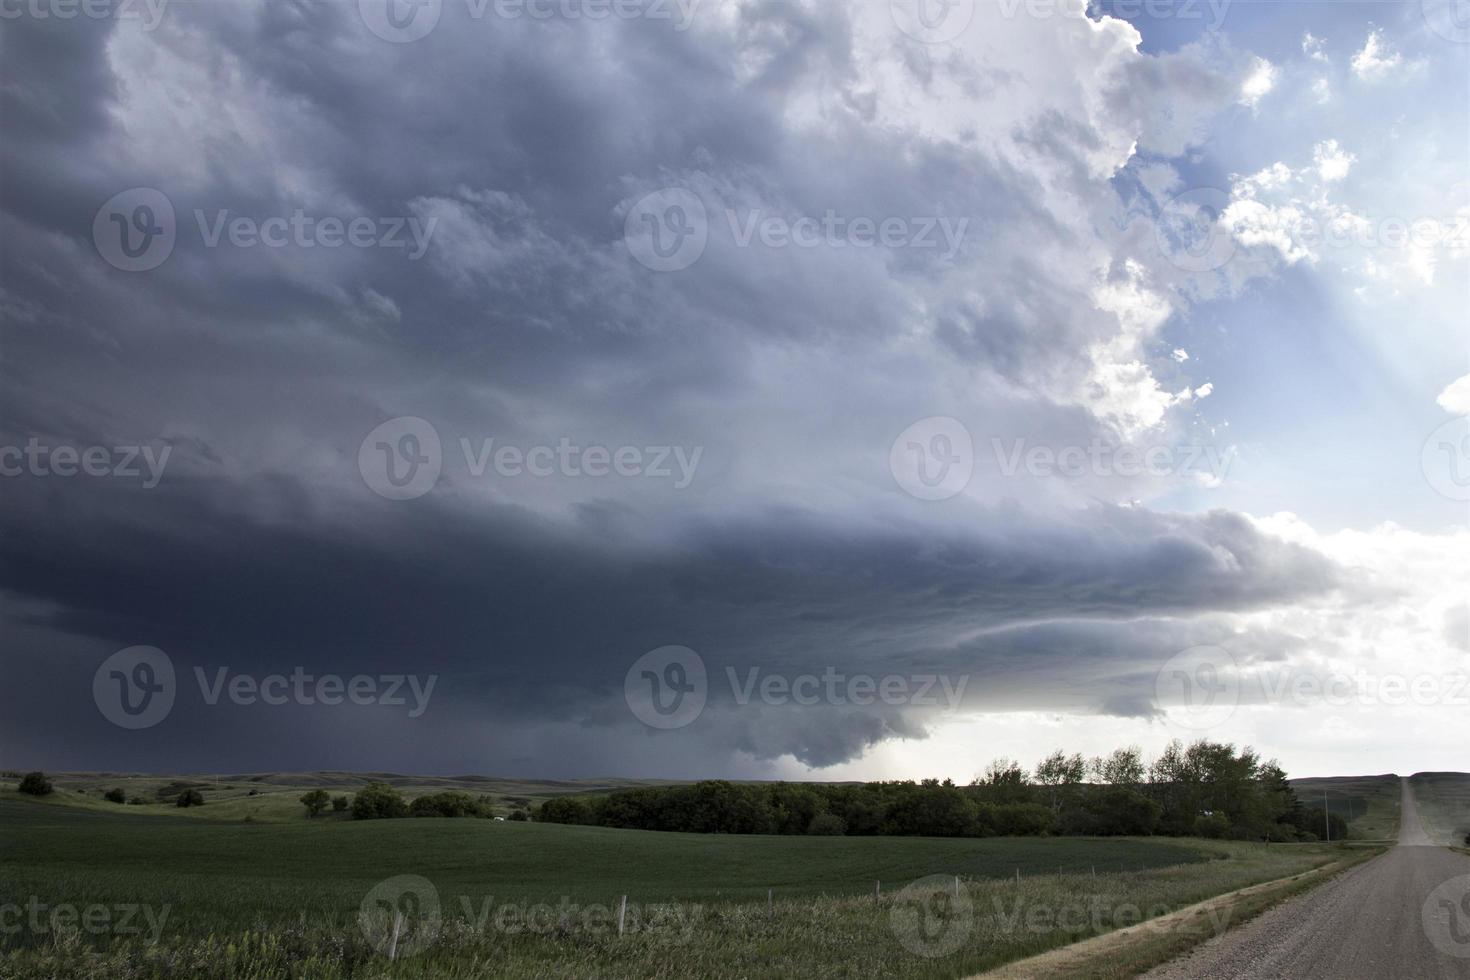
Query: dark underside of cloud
0,3,1340,773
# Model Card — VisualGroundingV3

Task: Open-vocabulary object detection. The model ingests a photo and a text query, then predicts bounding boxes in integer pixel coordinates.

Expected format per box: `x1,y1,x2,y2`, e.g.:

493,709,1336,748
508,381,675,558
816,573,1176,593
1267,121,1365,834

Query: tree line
536,740,1348,841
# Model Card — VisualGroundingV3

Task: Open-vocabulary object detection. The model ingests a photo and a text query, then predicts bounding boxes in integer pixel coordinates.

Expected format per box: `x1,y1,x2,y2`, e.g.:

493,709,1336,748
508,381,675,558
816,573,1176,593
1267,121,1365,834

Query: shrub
104,787,127,804
806,813,846,836
536,797,594,825
176,789,205,808
300,789,331,818
248,789,260,797
508,810,529,821
128,796,147,805
351,782,407,820
408,791,483,818
1056,787,1160,836
332,795,350,812
987,802,1053,837
881,783,978,837
18,772,52,796
1192,813,1231,839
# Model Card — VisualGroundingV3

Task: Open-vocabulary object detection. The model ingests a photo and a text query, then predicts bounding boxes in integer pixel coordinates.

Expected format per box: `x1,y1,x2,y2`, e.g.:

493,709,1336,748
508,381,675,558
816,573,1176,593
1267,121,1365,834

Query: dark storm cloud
0,459,1344,768
0,1,1311,773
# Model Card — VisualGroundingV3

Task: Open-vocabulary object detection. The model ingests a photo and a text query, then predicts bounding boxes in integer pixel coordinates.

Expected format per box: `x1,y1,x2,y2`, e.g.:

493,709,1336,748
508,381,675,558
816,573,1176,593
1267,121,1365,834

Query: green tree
806,812,846,835
176,788,204,808
974,758,1032,805
300,789,331,818
1034,750,1087,811
408,791,482,817
1092,746,1145,787
332,795,350,812
18,772,52,796
104,787,126,804
351,782,407,819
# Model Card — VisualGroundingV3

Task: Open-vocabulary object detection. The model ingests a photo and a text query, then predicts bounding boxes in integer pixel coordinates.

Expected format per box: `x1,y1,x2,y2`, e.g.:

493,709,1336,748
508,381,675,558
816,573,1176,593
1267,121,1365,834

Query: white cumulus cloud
1439,374,1470,415
1351,30,1402,81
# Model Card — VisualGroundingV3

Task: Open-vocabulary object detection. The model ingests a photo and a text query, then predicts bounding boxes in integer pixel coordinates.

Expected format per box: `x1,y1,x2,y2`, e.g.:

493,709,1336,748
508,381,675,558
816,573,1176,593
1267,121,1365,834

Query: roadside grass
0,795,1351,979
974,847,1383,979
1408,773,1470,846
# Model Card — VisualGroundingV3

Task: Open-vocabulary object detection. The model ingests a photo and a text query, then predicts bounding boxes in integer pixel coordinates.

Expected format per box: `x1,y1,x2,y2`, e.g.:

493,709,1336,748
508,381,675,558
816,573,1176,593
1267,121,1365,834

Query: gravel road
1142,778,1470,979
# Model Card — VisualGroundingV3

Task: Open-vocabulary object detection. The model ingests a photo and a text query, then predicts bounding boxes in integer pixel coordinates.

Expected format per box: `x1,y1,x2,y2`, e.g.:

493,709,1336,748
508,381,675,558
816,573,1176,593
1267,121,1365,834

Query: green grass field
0,783,1361,980
1288,774,1402,841
11,771,674,823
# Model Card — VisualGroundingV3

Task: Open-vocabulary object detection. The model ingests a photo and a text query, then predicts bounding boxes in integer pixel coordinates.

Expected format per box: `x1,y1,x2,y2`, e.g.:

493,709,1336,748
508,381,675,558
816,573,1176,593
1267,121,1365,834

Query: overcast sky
1,0,1466,782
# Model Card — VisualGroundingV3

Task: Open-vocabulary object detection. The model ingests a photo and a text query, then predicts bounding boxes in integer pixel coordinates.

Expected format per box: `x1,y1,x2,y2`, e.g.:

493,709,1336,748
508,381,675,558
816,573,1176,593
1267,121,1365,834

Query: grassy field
1409,772,1470,846
0,786,1363,980
1289,774,1402,840
8,771,675,823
